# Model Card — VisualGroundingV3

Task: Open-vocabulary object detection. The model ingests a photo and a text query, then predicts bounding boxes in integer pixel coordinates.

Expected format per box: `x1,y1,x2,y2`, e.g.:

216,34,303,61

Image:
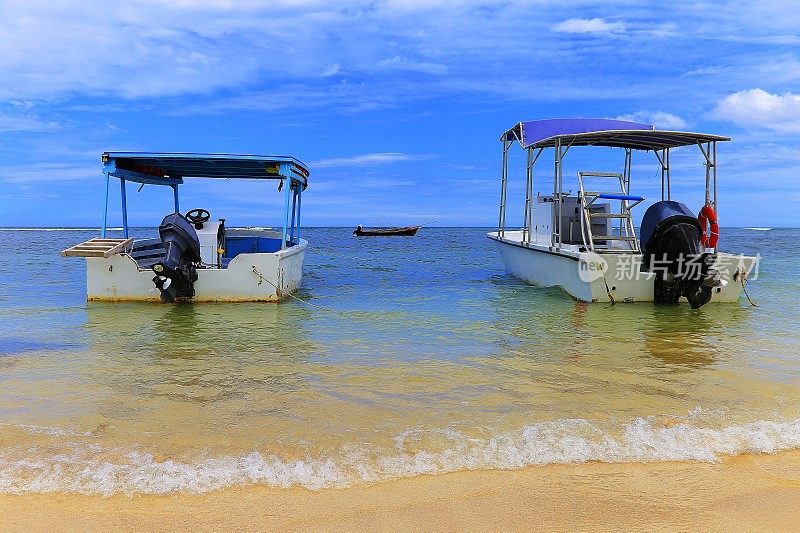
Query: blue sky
1,1,799,227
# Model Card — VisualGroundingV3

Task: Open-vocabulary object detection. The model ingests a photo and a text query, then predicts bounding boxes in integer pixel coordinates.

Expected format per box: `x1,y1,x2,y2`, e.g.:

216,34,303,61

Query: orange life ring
698,204,719,248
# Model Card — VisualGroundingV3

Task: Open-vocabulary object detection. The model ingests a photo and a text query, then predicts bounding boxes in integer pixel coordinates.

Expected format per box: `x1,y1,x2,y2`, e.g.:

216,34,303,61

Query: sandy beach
2,0,799,531
3,450,800,532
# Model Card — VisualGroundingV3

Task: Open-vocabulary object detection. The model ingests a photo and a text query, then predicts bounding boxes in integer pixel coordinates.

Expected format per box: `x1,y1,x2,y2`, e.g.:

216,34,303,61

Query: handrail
596,193,644,202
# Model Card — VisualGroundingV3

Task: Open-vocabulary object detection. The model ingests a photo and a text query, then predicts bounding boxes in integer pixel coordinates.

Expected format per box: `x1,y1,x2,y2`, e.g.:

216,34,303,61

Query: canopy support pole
712,141,717,212
623,148,632,194
101,170,110,237
523,147,542,245
289,184,298,245
498,139,510,238
666,148,671,200
697,142,714,206
296,186,302,244
120,178,129,239
172,184,180,214
654,148,670,201
281,177,292,249
523,147,532,244
552,139,561,250
558,143,565,251
623,148,633,238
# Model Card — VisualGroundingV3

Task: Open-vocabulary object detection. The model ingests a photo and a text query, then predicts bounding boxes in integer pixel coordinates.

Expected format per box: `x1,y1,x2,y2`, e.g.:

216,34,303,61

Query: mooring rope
251,266,329,310
601,265,616,305
251,266,340,312
741,271,758,307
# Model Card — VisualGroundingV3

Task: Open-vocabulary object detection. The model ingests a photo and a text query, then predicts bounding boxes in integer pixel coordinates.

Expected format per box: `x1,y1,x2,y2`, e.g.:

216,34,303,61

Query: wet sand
2,450,800,532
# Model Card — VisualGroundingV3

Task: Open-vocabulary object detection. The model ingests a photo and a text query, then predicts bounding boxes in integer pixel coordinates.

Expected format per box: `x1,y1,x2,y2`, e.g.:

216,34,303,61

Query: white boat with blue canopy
62,152,309,302
489,118,758,308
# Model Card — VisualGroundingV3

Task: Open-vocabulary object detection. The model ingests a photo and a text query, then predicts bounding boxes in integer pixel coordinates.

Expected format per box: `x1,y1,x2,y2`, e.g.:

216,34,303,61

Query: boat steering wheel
185,208,211,229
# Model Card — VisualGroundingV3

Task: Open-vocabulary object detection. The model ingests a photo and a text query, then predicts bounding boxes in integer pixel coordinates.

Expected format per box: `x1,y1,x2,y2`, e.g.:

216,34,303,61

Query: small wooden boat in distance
353,225,420,236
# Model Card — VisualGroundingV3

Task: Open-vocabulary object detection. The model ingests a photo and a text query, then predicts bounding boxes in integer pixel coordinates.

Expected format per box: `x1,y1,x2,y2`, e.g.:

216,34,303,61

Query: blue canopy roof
102,152,309,187
502,119,729,150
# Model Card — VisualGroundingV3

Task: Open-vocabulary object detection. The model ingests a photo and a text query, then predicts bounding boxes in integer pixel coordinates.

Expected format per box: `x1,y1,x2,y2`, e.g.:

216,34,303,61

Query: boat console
186,208,225,267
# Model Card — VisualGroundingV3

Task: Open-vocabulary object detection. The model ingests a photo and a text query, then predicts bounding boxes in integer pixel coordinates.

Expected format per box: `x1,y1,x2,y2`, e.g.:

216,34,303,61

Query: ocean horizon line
0,225,792,230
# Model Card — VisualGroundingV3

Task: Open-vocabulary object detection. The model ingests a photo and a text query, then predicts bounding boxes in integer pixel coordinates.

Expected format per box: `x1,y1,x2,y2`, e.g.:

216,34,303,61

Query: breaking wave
2,417,800,495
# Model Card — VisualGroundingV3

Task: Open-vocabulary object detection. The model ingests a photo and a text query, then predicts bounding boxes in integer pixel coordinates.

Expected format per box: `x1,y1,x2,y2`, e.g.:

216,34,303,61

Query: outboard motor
640,201,723,309
151,213,201,303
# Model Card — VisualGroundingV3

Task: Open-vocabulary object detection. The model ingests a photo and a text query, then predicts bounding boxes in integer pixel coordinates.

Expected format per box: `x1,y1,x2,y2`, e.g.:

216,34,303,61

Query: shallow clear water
0,227,799,494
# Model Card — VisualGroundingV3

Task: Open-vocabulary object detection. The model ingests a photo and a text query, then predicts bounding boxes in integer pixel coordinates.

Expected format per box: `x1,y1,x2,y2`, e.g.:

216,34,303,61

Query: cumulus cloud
0,163,93,184
712,88,800,133
0,114,60,133
321,64,341,77
0,1,785,113
552,17,625,34
376,56,449,75
311,153,436,167
616,111,687,130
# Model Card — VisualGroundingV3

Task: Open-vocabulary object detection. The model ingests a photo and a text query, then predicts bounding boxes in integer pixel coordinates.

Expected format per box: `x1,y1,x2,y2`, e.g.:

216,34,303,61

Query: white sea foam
2,417,800,495
745,227,772,231
17,424,92,438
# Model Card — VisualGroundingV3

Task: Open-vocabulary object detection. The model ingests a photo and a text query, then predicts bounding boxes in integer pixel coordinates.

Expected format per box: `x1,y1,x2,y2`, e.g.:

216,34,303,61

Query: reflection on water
576,303,742,368
641,306,723,368
1,228,800,494
86,301,314,361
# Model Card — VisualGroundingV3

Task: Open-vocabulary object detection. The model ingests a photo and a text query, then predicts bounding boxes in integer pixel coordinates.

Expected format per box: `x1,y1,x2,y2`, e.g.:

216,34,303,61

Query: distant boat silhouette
353,225,420,236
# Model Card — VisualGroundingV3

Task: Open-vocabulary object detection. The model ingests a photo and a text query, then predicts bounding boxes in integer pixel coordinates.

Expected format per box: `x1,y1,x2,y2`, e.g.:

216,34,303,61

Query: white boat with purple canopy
488,118,758,308
62,152,309,303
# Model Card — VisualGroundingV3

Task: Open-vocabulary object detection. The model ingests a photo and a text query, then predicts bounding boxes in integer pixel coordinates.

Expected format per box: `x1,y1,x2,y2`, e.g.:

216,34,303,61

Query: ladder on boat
577,172,643,253
61,237,133,258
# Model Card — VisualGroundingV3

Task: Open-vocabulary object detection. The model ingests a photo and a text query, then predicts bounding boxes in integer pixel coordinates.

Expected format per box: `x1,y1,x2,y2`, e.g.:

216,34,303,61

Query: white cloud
311,153,437,167
377,56,449,75
712,88,800,133
0,163,95,184
0,114,59,132
0,0,328,100
552,17,625,34
173,81,399,115
0,1,787,113
321,64,341,77
616,111,687,130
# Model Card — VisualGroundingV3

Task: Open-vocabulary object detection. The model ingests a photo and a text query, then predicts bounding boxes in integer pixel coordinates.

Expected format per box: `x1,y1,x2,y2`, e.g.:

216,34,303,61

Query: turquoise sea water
0,227,799,494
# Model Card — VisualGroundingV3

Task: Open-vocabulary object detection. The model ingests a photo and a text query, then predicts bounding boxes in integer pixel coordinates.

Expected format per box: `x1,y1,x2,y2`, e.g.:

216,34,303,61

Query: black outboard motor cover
152,213,201,302
640,201,700,255
640,201,718,309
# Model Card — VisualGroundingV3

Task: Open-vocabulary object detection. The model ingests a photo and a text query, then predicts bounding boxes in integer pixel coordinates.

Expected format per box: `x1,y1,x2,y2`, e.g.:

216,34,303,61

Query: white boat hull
85,239,307,302
489,231,757,304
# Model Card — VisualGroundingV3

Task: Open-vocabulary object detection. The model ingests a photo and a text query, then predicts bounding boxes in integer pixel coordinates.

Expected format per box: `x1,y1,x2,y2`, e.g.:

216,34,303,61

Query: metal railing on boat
577,172,643,253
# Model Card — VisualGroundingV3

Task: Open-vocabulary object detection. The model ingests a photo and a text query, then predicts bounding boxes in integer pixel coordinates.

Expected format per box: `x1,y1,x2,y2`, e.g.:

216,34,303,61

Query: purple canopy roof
501,118,729,150
521,119,653,146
